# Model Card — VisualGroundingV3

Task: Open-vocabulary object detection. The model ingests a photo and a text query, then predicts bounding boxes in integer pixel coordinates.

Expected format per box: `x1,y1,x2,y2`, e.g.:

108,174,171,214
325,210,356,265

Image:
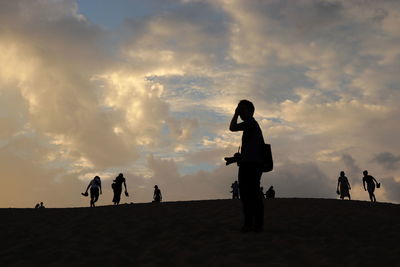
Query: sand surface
1,198,399,266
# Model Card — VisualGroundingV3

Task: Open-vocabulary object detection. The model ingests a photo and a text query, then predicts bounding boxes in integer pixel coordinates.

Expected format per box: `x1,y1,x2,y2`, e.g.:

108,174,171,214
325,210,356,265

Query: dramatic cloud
373,152,400,170
1,0,400,207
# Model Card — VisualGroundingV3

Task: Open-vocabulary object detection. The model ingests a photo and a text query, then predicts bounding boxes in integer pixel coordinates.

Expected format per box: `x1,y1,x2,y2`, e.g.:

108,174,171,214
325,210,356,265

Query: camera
224,152,241,166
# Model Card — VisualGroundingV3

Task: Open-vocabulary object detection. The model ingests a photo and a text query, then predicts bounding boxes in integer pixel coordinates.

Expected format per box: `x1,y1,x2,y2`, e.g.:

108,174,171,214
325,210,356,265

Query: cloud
373,152,400,170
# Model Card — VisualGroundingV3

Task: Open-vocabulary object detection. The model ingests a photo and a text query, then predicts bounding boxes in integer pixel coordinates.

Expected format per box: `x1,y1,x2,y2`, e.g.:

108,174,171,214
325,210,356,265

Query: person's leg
368,191,373,202
239,166,253,229
252,168,264,230
90,190,95,207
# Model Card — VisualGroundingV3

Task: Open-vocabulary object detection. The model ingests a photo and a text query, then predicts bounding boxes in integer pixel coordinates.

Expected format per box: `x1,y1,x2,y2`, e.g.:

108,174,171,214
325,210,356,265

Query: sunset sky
1,0,400,207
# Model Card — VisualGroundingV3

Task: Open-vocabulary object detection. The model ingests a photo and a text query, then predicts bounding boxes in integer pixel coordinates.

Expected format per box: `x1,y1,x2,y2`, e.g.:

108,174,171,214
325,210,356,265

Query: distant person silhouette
112,173,128,205
231,181,240,199
362,170,379,202
265,186,275,199
260,187,265,199
337,171,351,200
229,100,265,232
35,203,40,209
39,202,45,209
153,185,162,202
83,176,102,207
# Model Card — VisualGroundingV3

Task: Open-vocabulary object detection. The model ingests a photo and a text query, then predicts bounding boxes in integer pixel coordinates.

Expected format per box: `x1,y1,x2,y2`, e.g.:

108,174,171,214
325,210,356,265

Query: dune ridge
1,198,399,266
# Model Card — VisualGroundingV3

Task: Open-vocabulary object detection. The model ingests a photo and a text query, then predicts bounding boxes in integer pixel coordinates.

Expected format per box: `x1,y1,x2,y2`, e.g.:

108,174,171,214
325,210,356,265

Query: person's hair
340,171,345,176
238,100,255,116
363,170,368,175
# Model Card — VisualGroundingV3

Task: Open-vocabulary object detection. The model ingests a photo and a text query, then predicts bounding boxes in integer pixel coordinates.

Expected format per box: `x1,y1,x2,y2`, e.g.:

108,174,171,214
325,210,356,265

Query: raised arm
229,107,241,132
85,181,91,193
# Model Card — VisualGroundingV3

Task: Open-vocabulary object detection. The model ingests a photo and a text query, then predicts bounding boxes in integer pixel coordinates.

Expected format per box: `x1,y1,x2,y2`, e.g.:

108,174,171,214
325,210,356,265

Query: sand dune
0,198,399,266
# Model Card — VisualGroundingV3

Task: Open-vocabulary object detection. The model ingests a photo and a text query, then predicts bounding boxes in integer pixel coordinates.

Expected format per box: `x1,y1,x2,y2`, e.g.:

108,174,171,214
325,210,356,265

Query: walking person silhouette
228,100,266,232
153,185,162,202
265,186,275,199
337,171,351,200
83,176,102,207
362,170,380,202
231,181,240,199
112,173,128,205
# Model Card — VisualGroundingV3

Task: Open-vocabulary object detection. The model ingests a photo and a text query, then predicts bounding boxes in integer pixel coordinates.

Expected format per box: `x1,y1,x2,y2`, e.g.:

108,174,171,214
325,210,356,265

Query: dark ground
0,198,399,266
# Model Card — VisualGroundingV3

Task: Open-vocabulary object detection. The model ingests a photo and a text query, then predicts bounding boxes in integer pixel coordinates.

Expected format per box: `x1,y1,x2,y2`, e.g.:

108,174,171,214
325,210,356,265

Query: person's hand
235,105,241,116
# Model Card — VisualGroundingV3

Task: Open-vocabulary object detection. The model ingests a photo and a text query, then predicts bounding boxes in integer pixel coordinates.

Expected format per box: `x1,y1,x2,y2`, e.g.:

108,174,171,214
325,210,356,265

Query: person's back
240,118,265,164
114,175,125,189
90,177,101,189
363,175,374,186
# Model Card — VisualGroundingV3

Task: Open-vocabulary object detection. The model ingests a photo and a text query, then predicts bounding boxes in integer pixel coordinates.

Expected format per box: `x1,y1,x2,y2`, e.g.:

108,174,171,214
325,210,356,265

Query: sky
1,0,400,208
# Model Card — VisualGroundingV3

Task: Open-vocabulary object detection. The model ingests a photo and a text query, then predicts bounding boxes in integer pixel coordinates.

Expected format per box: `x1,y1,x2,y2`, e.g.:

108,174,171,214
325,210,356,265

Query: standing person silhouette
229,100,265,232
112,173,128,205
231,181,240,199
337,171,351,200
265,186,275,199
153,185,162,202
83,176,102,207
362,170,379,202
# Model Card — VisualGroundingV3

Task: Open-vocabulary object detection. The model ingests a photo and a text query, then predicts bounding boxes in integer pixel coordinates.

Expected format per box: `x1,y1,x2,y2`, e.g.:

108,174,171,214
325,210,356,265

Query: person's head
363,170,368,176
154,185,158,189
340,171,345,176
118,173,123,178
237,100,255,121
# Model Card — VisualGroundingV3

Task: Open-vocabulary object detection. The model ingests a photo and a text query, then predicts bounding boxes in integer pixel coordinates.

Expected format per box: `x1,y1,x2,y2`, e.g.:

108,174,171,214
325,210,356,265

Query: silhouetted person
337,171,351,200
112,173,128,205
260,186,265,199
35,203,40,209
229,100,265,232
362,170,379,202
39,202,45,209
153,185,162,202
231,181,240,199
84,176,102,207
265,186,275,199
